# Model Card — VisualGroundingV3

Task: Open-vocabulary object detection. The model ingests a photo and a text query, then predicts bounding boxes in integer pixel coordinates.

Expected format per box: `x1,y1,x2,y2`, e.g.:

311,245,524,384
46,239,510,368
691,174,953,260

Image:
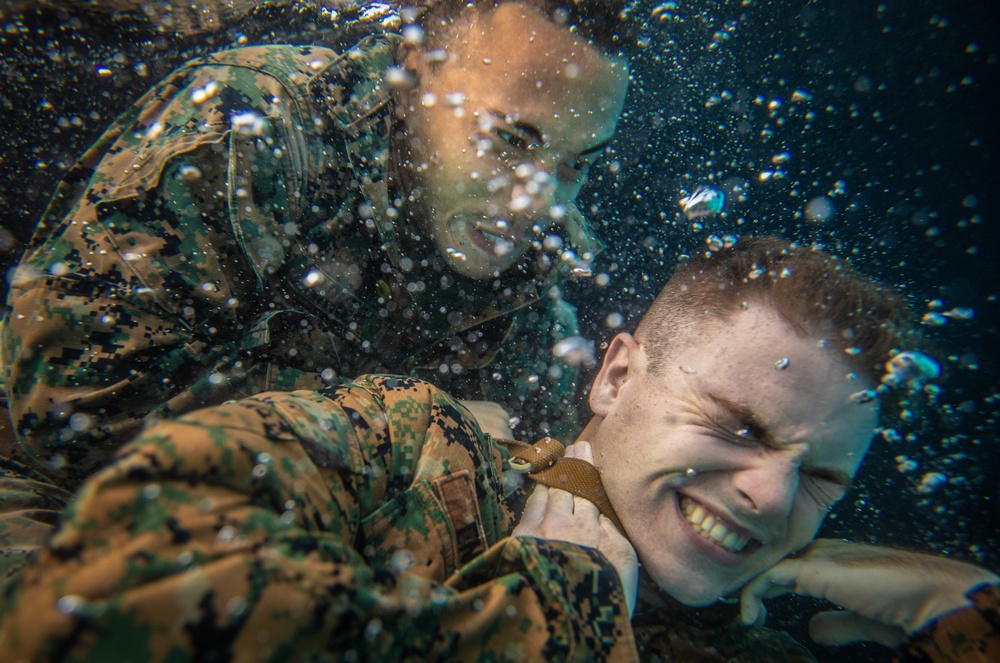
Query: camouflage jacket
1,36,599,497
1,375,993,662
0,375,806,662
895,584,1000,662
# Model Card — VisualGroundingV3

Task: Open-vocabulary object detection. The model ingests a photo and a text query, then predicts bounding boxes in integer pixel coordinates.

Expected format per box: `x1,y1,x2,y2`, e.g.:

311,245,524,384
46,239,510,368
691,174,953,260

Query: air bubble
69,412,92,432
916,472,947,494
678,186,725,220
552,336,596,368
804,196,835,223
57,595,88,616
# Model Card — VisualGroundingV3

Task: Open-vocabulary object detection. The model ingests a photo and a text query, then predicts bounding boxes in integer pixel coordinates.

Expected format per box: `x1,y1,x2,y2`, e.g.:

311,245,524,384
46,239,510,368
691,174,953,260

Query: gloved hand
741,538,998,647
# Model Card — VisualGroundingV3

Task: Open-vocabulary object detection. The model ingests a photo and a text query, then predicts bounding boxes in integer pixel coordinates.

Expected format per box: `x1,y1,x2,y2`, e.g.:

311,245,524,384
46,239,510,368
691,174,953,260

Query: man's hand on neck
512,441,639,617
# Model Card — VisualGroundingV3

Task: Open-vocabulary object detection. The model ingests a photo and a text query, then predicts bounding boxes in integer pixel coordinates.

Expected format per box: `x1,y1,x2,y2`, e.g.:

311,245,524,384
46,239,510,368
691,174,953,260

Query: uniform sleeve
481,296,584,443
1,54,311,489
0,379,637,663
895,584,1000,662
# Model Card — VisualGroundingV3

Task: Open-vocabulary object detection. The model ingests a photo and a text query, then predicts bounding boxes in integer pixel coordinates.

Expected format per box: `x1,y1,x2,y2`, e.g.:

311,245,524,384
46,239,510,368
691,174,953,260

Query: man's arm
740,539,999,660
0,378,637,662
896,584,999,662
1,50,322,489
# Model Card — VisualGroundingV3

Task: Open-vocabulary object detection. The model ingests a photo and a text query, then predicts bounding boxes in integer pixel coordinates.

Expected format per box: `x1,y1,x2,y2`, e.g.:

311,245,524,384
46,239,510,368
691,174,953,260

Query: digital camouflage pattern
0,375,635,662
895,584,1000,663
1,375,993,662
0,33,600,580
0,375,803,662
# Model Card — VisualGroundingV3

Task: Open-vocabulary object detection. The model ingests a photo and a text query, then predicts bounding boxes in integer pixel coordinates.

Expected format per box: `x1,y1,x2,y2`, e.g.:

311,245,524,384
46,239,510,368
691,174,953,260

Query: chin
445,256,503,280
664,583,727,608
646,564,736,608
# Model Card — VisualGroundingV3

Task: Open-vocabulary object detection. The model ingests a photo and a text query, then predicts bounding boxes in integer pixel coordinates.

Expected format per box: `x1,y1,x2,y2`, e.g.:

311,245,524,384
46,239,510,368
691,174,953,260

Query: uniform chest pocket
361,470,488,583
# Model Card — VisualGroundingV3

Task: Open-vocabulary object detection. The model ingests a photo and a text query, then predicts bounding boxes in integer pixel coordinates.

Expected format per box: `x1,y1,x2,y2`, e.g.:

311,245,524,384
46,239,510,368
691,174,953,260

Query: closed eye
803,475,847,510
802,468,852,509
705,419,760,448
488,111,545,152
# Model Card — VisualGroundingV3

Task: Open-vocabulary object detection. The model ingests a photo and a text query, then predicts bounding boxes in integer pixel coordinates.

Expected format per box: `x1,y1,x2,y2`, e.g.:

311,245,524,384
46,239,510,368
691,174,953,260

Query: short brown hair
412,0,640,57
635,237,914,384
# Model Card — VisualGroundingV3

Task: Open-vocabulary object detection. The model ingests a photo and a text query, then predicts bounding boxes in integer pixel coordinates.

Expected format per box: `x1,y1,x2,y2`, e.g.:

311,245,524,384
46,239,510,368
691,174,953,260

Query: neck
576,416,603,445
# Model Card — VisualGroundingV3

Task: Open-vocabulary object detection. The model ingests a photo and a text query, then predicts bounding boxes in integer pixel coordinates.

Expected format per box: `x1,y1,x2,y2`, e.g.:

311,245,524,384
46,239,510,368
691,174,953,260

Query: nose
509,164,559,222
732,453,802,521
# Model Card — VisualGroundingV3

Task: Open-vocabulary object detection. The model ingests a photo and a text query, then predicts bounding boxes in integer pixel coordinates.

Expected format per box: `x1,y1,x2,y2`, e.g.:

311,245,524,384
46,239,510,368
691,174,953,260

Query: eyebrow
487,108,612,157
702,391,855,488
703,391,776,445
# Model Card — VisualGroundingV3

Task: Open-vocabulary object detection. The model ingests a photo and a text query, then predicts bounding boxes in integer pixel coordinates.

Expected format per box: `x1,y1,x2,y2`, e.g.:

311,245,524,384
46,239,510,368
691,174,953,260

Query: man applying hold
0,0,631,583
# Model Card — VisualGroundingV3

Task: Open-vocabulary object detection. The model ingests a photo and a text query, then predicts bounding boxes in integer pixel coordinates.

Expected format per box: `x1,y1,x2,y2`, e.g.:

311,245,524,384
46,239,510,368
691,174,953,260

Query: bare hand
740,538,999,647
513,441,639,617
460,400,514,439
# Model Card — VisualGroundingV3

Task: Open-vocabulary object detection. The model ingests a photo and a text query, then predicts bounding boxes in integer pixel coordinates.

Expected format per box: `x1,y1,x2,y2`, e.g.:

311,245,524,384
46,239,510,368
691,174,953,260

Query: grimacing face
585,306,880,606
397,3,629,279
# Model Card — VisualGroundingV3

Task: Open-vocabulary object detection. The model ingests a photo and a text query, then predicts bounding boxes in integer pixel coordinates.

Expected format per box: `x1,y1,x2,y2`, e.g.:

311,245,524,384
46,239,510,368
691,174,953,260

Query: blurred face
398,3,629,279
586,306,879,606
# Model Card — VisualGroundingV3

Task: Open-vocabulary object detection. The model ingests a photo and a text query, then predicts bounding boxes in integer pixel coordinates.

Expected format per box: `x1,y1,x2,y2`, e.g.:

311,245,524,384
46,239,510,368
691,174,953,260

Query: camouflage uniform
0,375,634,662
0,35,599,580
895,584,1000,662
0,376,993,662
0,375,791,662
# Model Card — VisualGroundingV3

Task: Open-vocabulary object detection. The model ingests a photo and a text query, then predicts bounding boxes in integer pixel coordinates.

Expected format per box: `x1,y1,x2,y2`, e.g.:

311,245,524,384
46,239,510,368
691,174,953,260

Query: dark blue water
1,2,996,661
570,3,999,658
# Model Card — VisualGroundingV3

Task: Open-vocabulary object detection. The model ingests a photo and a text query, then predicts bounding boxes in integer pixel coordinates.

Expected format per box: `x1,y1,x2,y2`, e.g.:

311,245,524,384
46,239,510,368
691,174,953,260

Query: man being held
0,0,631,581
1,237,995,661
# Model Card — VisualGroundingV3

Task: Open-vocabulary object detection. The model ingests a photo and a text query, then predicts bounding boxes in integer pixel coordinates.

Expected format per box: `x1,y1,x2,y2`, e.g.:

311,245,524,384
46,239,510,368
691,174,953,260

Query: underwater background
0,2,996,660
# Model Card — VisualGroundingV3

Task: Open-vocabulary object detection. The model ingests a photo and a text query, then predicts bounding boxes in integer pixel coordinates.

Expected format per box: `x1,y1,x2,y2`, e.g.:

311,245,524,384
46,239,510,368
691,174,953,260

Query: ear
589,333,643,417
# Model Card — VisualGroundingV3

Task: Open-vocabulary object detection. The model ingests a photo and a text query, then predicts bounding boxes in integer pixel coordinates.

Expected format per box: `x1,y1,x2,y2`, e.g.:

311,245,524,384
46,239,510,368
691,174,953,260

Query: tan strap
498,437,626,536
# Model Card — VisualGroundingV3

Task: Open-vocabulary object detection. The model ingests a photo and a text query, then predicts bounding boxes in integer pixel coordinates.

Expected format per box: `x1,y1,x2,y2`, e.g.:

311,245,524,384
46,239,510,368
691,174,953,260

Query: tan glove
740,538,998,647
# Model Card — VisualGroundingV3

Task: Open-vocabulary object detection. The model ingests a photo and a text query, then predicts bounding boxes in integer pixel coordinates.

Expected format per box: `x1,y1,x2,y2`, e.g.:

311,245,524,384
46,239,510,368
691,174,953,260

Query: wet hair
634,236,914,384
411,0,640,58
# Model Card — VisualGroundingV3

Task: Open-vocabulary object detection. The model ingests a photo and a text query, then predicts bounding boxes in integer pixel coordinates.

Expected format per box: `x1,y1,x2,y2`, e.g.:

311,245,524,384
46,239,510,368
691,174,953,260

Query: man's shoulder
174,43,342,97
321,374,465,414
244,374,481,457
187,33,399,92
199,43,339,73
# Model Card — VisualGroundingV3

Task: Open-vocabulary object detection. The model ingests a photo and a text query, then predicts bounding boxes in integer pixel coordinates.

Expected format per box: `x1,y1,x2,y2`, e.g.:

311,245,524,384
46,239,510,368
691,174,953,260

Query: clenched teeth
680,496,751,553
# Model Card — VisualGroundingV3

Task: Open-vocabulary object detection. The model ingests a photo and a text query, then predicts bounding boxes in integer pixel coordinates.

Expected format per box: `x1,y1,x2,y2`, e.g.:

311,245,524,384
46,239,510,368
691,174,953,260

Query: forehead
665,307,878,469
438,5,628,138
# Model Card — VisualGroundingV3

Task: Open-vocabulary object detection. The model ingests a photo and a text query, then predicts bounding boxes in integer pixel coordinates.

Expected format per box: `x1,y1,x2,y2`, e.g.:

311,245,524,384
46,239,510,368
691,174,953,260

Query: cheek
410,109,472,164
555,178,584,203
786,501,827,551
